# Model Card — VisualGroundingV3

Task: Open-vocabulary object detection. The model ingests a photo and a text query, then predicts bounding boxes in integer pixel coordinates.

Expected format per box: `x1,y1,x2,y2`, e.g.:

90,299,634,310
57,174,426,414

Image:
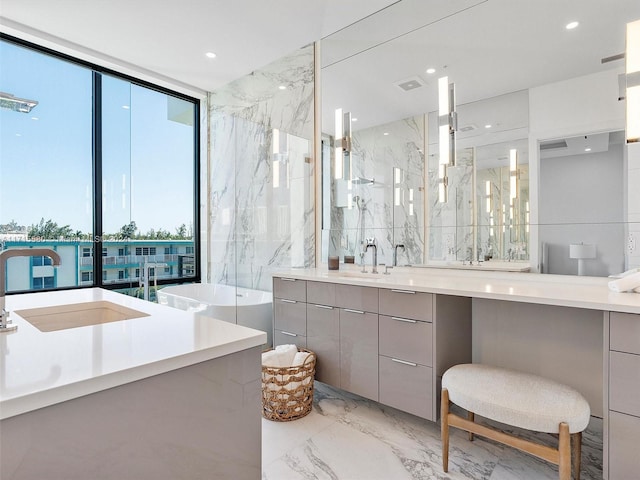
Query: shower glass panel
102,76,196,299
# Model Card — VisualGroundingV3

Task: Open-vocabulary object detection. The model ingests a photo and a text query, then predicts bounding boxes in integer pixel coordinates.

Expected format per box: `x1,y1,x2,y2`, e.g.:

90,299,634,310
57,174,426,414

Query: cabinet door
609,351,640,417
273,298,306,336
379,289,432,322
307,281,336,306
610,312,640,355
379,356,433,420
609,411,640,479
273,277,306,302
340,309,378,401
379,315,432,366
273,330,306,349
307,304,340,387
335,285,379,313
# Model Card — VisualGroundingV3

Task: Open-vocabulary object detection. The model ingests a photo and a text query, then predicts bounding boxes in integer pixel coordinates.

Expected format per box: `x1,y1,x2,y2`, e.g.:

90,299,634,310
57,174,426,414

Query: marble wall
325,115,425,266
208,45,315,292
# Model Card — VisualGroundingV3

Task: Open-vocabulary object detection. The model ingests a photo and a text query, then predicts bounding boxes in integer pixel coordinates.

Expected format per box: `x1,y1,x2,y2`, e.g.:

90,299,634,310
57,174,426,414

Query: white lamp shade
569,243,596,260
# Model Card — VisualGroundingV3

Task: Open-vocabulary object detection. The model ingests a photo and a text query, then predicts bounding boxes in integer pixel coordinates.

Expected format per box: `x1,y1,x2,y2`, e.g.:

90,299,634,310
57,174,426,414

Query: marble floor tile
262,382,603,480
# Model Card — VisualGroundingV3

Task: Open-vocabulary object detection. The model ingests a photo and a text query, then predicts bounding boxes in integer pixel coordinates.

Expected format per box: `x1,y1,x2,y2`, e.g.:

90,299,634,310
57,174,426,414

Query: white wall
539,143,625,276
628,143,640,269
528,68,626,272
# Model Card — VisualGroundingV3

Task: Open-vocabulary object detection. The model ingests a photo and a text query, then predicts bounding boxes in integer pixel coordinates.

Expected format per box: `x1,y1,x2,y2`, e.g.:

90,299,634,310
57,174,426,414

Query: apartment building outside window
0,35,200,295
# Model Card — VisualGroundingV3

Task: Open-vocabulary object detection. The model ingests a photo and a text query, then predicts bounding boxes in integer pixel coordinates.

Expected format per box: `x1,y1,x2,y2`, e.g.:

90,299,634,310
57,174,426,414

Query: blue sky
0,40,195,235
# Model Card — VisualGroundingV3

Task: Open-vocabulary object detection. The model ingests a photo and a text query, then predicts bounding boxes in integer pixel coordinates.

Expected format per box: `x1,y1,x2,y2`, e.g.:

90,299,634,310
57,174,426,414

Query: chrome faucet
393,244,405,266
0,248,62,332
140,262,167,301
365,238,378,274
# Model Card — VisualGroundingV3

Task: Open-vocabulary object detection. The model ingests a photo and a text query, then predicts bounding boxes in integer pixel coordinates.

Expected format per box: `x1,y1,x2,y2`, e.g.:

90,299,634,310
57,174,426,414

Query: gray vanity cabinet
378,290,434,420
272,276,470,422
607,312,640,479
273,278,306,349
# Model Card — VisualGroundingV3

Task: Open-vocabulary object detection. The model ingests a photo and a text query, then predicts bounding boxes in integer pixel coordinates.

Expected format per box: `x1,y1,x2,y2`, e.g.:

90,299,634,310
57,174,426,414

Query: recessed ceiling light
485,124,492,129
585,147,592,152
426,68,436,74
122,105,130,109
205,52,217,59
352,118,358,122
31,116,39,121
383,132,389,136
278,85,287,90
15,133,22,137
566,21,579,30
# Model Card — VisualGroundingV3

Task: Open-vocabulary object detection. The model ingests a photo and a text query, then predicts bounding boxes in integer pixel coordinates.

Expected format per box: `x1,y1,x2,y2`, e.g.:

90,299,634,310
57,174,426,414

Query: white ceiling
0,0,397,95
322,0,640,132
2,0,638,134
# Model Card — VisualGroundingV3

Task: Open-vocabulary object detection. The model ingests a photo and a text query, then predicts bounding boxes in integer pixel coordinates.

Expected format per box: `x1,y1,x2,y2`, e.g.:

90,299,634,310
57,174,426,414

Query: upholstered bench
441,364,590,480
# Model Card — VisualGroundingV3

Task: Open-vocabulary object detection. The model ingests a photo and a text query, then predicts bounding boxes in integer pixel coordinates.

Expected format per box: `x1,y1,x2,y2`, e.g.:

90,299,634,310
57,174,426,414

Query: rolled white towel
275,344,298,366
292,351,311,367
608,272,640,293
609,267,640,279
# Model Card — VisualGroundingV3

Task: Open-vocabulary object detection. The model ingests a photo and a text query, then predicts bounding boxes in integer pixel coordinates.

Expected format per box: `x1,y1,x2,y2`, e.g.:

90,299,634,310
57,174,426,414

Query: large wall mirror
320,0,640,276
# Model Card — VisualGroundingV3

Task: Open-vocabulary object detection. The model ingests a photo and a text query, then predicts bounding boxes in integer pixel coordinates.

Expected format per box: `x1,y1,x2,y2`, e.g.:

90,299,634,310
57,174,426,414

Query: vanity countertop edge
0,288,267,420
272,267,640,315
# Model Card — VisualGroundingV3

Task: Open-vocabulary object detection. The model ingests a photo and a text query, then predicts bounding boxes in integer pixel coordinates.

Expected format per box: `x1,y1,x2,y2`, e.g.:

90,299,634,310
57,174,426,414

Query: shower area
173,44,315,345
323,115,426,267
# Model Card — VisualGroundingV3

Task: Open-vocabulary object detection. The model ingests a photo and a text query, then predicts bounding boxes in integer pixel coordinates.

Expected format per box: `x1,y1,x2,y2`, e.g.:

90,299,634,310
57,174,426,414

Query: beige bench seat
441,363,590,480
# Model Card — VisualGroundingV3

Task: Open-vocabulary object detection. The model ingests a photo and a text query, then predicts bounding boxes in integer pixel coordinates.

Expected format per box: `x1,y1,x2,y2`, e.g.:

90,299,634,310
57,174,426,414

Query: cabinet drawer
273,330,306,349
379,315,432,366
610,312,640,355
335,284,378,313
273,298,306,335
609,411,640,479
307,281,336,306
609,351,640,417
379,288,432,322
379,356,433,420
273,277,306,302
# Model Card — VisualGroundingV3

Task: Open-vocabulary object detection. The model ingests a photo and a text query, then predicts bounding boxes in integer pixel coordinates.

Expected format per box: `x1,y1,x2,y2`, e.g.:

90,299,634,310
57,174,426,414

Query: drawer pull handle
280,331,298,337
391,289,416,294
392,358,418,367
391,317,417,324
280,278,297,282
315,305,334,310
344,308,364,314
281,299,297,304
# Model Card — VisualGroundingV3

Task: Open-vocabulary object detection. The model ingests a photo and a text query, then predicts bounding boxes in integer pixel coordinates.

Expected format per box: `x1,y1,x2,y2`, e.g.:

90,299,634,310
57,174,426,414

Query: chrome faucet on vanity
393,244,405,267
365,238,378,274
0,248,62,332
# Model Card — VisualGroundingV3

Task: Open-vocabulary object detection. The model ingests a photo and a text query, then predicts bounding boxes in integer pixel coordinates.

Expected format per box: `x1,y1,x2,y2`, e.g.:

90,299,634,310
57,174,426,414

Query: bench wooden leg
467,411,475,441
572,432,582,480
559,422,570,480
441,388,450,473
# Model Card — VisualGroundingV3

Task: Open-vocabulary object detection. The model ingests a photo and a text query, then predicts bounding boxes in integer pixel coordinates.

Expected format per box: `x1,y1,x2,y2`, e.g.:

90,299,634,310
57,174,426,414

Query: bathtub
157,283,273,347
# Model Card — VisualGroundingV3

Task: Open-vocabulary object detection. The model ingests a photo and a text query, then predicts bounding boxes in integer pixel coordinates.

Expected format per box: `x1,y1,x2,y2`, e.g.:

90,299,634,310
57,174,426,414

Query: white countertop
274,266,640,315
0,288,267,420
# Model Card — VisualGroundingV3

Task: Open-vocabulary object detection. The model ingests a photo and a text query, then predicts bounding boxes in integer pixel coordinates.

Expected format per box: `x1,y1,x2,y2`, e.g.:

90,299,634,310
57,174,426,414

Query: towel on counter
608,271,640,293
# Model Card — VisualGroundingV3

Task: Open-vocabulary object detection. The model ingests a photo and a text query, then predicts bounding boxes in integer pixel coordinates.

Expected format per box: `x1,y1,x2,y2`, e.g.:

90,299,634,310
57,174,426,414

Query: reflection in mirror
320,0,640,275
538,131,625,276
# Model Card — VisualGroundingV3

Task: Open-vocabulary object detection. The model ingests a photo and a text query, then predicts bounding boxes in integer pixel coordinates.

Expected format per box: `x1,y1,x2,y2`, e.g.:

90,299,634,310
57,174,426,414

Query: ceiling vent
540,139,568,151
459,124,478,132
394,76,424,92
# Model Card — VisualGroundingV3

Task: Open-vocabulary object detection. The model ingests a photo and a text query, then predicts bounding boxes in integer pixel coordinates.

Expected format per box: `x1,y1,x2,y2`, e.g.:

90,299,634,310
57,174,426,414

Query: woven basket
261,348,316,421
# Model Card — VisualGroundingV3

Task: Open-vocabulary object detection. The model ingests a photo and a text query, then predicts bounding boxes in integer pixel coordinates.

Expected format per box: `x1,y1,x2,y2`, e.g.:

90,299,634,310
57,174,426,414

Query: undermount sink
14,301,149,332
